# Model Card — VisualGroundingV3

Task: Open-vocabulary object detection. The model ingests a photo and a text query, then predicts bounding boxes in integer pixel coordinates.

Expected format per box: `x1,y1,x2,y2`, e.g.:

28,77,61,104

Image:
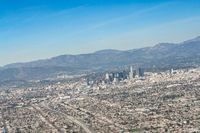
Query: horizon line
1,35,199,67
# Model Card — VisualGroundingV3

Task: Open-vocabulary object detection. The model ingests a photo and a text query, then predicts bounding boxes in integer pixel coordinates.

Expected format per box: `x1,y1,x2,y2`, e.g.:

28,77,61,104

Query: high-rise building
113,77,119,83
129,66,134,79
122,70,128,79
137,68,144,77
105,72,113,83
170,68,174,74
105,73,110,80
86,78,90,86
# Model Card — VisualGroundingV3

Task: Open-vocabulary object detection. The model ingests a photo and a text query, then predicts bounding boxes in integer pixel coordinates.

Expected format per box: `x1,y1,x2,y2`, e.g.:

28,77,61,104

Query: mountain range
0,36,200,81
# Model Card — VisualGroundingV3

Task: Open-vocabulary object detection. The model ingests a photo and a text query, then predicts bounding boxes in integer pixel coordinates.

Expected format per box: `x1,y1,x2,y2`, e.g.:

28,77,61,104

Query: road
31,105,62,133
58,111,93,133
41,102,93,133
60,102,126,130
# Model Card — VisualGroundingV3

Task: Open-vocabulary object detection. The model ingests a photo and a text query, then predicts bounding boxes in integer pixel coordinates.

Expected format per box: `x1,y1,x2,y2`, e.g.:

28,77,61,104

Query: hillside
1,36,200,81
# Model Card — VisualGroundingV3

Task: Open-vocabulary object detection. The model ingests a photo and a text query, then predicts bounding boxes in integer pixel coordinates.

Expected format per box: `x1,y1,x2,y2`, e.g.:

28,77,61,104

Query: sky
0,0,200,66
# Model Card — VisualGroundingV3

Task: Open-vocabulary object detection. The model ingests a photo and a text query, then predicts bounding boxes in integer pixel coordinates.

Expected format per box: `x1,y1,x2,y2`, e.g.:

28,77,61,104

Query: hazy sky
0,0,200,66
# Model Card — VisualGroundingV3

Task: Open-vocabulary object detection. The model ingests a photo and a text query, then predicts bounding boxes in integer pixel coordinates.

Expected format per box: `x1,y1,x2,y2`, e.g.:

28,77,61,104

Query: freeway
31,105,61,133
60,102,126,130
41,102,93,133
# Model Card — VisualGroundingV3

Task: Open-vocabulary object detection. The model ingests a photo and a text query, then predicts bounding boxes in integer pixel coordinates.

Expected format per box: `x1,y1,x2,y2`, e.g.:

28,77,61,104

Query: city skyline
1,1,200,132
0,0,200,65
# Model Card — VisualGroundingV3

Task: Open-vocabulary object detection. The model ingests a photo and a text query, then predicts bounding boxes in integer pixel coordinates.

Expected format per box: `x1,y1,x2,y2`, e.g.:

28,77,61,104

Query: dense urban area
0,67,200,133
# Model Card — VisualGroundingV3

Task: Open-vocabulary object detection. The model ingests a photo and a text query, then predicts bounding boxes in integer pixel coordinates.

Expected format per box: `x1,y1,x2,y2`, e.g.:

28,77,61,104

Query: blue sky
0,0,200,66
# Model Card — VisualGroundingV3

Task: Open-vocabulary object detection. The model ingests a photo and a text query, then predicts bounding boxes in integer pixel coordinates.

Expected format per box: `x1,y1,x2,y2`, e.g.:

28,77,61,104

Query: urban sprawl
0,67,200,133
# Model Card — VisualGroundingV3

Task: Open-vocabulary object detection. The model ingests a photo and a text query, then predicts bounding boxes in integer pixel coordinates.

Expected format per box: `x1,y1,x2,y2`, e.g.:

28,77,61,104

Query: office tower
86,78,90,86
137,68,144,77
113,77,119,83
105,73,110,80
122,70,128,79
170,68,174,74
129,66,134,79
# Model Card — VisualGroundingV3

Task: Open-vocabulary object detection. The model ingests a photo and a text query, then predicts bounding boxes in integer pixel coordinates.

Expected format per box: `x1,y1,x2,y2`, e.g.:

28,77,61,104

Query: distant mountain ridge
1,36,200,81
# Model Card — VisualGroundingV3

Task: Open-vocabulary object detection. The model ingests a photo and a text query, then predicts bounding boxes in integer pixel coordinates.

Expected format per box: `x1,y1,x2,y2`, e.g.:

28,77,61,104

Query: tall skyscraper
137,68,144,77
129,66,134,79
170,68,174,74
105,73,110,80
86,78,90,86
